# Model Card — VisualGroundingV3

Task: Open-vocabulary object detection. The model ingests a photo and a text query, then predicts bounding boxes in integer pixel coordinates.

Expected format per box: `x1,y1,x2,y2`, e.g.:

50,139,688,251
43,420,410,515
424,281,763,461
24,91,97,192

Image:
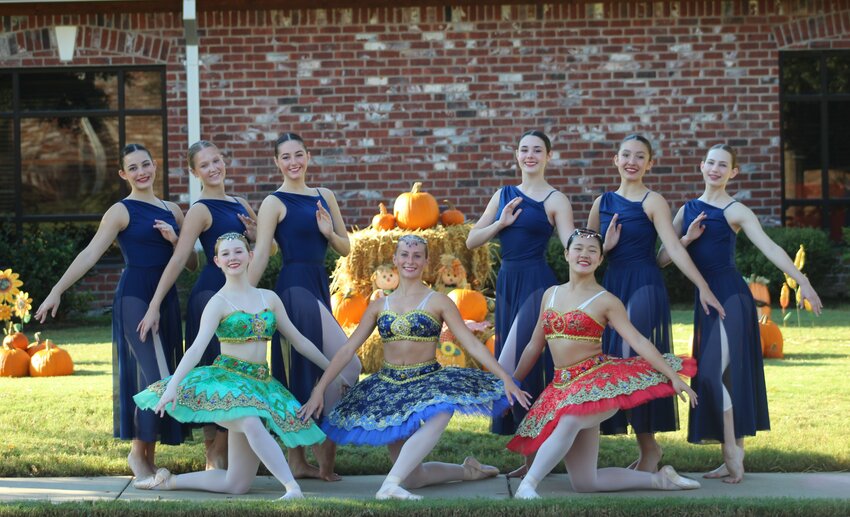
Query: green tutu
133,354,325,448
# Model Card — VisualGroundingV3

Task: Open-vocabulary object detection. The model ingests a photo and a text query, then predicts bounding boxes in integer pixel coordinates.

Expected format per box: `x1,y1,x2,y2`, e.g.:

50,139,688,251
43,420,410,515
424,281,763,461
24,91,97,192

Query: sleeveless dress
492,185,558,435
185,198,249,366
134,292,325,447
682,199,770,444
113,199,185,445
506,286,696,456
598,191,677,436
321,292,511,446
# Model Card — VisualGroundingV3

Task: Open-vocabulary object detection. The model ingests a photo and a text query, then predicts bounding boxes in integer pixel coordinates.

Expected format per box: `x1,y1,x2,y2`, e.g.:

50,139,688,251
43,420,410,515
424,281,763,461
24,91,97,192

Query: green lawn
1,308,848,478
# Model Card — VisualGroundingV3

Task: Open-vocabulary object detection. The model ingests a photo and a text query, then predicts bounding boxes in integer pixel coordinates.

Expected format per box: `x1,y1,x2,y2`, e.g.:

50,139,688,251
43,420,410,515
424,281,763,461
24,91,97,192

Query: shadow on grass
780,353,846,360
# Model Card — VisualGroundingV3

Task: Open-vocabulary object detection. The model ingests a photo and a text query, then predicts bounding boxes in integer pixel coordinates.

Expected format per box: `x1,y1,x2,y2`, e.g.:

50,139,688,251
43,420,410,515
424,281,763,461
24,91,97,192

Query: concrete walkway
2,473,849,502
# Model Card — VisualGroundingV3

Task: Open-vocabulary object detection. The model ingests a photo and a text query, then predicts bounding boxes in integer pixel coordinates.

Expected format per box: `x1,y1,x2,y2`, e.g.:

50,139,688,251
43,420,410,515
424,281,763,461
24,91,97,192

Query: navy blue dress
269,191,332,405
113,199,185,445
185,199,249,366
683,199,770,444
598,191,677,435
492,185,557,435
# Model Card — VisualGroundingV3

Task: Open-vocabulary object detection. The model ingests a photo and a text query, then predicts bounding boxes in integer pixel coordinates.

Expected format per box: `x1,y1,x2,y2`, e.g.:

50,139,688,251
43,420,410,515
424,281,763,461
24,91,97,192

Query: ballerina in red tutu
507,228,700,499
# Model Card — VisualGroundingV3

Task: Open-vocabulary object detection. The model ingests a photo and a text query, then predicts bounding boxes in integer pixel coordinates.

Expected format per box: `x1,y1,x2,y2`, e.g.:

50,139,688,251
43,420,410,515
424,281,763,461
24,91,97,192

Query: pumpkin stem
378,202,388,215
442,199,457,211
34,331,41,345
411,182,422,194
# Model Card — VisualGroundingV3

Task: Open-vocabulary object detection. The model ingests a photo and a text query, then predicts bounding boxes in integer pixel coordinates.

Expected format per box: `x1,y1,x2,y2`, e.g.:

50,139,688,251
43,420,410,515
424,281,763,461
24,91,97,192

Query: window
780,51,850,241
0,67,168,228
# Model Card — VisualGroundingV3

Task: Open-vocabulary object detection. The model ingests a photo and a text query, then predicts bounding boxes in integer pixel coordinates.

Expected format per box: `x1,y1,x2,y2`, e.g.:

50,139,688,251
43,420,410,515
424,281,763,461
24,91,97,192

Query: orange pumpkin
331,290,369,327
26,331,48,357
0,342,30,377
759,315,783,359
371,202,395,231
485,334,495,356
747,276,771,319
393,182,439,230
3,330,28,351
448,288,488,322
440,200,465,226
29,337,74,377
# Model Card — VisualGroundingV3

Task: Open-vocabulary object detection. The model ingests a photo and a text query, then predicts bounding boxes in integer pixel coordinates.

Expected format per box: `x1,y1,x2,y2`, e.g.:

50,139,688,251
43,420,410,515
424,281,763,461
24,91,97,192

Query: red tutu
507,353,696,455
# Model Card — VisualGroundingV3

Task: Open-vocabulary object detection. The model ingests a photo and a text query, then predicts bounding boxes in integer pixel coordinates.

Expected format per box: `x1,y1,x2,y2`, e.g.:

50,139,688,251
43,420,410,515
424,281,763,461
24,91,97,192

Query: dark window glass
19,71,118,111
784,205,822,229
781,54,821,95
0,119,13,216
827,101,850,201
20,116,122,216
826,55,850,94
0,74,11,112
125,70,163,110
782,101,822,199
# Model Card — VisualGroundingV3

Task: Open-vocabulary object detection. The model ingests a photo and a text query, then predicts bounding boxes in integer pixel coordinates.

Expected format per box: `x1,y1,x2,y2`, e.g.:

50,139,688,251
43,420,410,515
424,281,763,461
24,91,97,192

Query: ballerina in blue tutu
298,234,531,500
133,232,344,499
658,144,823,483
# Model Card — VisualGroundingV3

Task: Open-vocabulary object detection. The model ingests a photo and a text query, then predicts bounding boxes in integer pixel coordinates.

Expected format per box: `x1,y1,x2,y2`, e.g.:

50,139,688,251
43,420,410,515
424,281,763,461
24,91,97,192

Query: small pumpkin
485,334,495,356
448,288,488,322
26,331,48,357
29,335,74,377
331,290,369,327
371,202,396,231
747,275,771,319
0,342,30,377
3,328,28,351
440,200,465,226
393,182,439,230
759,315,783,359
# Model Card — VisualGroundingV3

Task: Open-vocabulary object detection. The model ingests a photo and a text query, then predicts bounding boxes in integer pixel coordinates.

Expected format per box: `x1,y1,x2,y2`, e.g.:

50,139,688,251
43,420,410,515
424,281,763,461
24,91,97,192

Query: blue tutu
322,360,511,446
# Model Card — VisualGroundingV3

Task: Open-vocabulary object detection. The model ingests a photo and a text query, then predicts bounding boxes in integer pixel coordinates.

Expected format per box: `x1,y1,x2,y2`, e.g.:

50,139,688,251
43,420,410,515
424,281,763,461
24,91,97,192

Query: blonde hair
214,232,250,254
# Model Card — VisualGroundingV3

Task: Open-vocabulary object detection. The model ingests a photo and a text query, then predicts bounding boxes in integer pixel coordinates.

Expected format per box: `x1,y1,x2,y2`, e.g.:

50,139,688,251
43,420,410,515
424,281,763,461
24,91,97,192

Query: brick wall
2,1,849,308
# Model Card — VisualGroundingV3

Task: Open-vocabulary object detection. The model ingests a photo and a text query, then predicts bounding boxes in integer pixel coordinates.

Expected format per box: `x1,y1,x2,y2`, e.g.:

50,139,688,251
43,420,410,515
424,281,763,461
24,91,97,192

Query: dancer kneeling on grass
506,228,700,499
133,232,344,499
298,234,531,500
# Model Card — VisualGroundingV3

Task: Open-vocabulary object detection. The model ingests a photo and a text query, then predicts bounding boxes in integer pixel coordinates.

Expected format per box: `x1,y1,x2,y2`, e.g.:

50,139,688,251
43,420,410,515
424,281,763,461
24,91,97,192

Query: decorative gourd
747,275,771,319
29,336,74,377
759,315,783,359
331,290,369,327
779,282,790,311
3,329,28,351
448,288,488,322
440,200,465,226
0,342,29,377
26,331,48,357
371,202,396,231
393,182,439,230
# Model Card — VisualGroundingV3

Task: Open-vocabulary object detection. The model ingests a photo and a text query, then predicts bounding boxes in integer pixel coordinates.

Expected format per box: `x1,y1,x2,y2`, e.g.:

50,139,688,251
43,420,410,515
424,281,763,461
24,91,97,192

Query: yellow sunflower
14,291,32,319
0,269,23,304
0,304,11,321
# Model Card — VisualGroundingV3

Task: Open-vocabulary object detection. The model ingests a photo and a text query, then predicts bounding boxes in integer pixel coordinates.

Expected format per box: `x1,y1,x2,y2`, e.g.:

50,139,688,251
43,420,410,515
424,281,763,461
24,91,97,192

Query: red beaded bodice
541,308,604,342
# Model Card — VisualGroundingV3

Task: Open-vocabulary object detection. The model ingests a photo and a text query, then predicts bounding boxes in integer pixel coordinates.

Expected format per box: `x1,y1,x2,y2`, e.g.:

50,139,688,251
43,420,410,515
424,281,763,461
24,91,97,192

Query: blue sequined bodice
377,310,442,343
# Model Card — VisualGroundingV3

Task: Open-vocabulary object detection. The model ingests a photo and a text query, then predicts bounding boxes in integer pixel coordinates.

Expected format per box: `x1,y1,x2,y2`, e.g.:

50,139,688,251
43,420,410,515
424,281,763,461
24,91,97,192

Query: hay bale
330,224,492,297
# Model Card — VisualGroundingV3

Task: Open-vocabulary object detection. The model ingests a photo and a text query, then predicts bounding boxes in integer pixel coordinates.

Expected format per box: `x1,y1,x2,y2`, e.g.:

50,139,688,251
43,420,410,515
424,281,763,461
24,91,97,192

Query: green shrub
0,222,98,318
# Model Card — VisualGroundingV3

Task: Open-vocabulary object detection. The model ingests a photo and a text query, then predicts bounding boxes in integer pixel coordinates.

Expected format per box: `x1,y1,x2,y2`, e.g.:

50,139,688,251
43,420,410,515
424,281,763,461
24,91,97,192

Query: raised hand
603,213,622,252
316,201,333,237
497,197,523,229
683,211,707,244
238,213,258,243
153,219,178,245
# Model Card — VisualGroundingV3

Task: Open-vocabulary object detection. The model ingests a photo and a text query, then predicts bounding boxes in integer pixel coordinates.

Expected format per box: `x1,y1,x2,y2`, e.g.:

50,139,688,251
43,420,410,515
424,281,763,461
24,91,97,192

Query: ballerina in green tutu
133,231,344,499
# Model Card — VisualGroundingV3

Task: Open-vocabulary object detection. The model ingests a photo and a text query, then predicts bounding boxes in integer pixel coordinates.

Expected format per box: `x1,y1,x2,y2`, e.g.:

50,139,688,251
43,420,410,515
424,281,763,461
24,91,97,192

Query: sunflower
14,291,31,319
0,269,23,304
0,304,11,321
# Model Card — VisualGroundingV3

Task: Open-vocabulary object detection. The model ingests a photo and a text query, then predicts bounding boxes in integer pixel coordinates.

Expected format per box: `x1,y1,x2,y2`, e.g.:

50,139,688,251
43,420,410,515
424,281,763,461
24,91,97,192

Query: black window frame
0,65,169,231
779,50,850,239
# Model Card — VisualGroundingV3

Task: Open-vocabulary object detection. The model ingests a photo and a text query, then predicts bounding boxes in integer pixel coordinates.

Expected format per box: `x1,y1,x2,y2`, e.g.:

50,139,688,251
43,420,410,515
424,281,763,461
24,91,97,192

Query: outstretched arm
35,203,128,322
548,191,575,248
439,293,530,409
728,204,823,315
297,302,381,420
604,296,697,407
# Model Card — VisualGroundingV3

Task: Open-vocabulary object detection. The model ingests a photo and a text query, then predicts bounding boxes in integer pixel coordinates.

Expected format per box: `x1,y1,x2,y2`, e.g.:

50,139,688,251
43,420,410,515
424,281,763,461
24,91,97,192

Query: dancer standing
134,232,341,498
138,140,258,469
657,144,822,483
35,144,187,480
249,132,360,481
466,130,573,476
587,134,724,472
299,234,530,500
508,228,700,499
